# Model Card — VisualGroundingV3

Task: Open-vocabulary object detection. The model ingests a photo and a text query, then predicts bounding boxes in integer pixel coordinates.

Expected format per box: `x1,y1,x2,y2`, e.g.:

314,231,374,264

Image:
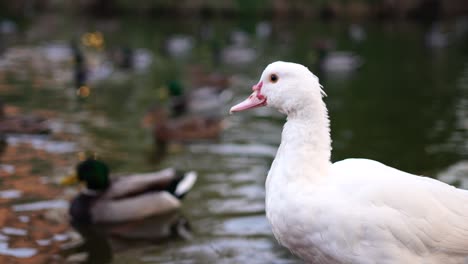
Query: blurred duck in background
0,100,50,134
108,46,153,72
348,24,367,44
221,30,257,66
62,157,197,224
71,40,87,90
313,39,363,74
425,22,449,49
187,65,231,91
166,75,232,118
142,106,224,146
109,46,133,70
165,35,194,58
71,40,92,98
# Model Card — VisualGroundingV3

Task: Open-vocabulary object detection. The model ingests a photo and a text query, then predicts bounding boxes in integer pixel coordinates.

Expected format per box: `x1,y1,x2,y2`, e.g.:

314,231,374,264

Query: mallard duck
71,40,87,90
166,79,232,117
109,46,133,70
187,66,231,91
165,35,194,58
142,106,224,144
63,158,197,224
313,40,363,74
0,101,50,134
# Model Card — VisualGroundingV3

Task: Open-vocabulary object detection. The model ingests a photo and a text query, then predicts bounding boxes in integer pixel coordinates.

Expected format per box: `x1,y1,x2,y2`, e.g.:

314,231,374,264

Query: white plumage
230,61,468,264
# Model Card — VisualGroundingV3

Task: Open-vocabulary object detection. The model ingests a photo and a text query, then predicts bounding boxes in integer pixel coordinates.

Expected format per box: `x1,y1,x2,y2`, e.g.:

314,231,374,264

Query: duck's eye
270,74,278,83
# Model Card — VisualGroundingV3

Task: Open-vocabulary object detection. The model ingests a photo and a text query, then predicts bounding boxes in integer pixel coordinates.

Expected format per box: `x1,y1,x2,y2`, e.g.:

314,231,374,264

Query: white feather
175,171,197,197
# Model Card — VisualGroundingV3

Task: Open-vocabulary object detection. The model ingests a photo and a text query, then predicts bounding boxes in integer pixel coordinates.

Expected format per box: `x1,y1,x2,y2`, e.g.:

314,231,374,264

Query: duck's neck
274,100,332,182
265,100,332,249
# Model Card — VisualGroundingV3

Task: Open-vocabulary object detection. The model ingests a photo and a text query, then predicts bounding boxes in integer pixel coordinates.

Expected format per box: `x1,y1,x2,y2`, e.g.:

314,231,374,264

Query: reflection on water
64,212,191,264
0,242,37,259
6,135,77,153
1,16,467,263
12,200,68,212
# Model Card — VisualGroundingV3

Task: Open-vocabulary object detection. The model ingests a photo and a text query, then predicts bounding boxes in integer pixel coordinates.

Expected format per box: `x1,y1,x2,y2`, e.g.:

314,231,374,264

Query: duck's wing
332,159,468,257
105,168,176,199
91,191,181,223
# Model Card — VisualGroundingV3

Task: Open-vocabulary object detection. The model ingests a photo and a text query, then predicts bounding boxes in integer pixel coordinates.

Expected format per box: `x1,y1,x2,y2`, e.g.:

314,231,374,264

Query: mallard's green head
76,158,110,191
167,80,184,97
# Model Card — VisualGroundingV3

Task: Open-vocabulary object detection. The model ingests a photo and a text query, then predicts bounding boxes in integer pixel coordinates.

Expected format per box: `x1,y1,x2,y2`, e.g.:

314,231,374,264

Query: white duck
230,61,468,264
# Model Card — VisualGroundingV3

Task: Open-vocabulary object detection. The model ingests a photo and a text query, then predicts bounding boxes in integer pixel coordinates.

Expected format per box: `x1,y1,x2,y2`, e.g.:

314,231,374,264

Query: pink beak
230,82,267,113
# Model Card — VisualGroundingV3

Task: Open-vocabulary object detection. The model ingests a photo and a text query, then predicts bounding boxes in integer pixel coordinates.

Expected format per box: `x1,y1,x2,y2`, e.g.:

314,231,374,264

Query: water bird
166,75,231,117
0,20,17,35
165,35,194,58
314,40,363,73
81,32,105,50
230,61,468,264
109,46,134,70
221,45,256,66
63,158,197,224
142,106,224,145
71,40,87,91
348,24,366,44
222,31,256,65
107,47,152,72
256,21,272,39
187,66,231,91
425,23,449,49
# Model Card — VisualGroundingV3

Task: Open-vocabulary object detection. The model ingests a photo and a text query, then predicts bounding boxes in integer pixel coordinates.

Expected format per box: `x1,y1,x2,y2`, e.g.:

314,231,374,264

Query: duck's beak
230,82,267,113
60,172,79,186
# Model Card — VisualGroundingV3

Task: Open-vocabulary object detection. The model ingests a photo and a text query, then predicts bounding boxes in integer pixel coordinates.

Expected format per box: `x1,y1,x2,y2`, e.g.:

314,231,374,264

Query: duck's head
167,80,184,97
62,158,110,191
230,61,325,115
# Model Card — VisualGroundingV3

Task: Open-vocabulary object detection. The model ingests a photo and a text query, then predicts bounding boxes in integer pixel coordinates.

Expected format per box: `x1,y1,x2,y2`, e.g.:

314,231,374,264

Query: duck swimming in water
142,106,224,147
64,158,197,224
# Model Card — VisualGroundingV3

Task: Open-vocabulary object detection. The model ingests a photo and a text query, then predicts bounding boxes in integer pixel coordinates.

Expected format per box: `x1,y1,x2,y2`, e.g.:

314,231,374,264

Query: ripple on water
217,215,272,236
189,143,277,158
200,183,264,199
134,237,298,264
0,190,22,199
229,166,267,181
0,242,37,258
13,199,68,212
202,167,267,185
219,156,268,170
438,161,468,188
18,216,30,223
0,165,15,174
206,198,264,215
6,135,76,153
36,239,52,246
2,227,27,236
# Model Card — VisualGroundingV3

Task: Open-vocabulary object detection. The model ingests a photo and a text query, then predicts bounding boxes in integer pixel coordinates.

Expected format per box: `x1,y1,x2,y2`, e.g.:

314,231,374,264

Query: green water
1,16,467,263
